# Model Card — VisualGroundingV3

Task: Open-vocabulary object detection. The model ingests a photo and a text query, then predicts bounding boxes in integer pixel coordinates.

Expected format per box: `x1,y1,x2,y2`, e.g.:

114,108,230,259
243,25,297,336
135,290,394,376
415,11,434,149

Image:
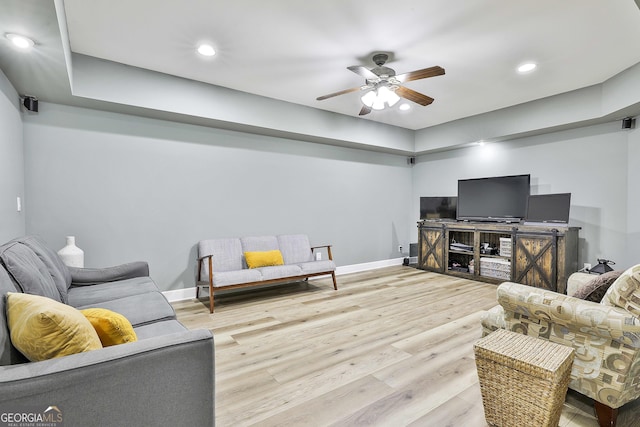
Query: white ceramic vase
57,236,84,267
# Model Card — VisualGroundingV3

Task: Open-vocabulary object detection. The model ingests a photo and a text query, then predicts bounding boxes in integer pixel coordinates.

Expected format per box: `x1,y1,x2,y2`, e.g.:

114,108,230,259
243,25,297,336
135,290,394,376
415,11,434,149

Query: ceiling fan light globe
386,91,400,107
372,99,385,110
361,91,376,107
377,85,390,96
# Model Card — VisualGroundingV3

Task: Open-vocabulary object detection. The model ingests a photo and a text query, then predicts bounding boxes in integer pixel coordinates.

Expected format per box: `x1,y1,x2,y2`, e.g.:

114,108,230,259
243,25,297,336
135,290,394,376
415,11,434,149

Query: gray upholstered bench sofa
196,234,337,312
0,236,214,426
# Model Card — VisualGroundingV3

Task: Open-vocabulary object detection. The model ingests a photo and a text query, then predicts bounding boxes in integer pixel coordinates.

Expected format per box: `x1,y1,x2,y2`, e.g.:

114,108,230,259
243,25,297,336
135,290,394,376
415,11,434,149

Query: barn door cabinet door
514,231,558,292
419,224,445,272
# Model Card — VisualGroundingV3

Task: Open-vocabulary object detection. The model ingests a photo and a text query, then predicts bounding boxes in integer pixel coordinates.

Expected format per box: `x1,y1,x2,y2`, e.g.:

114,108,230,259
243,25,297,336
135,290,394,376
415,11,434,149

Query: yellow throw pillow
244,250,285,269
6,292,102,362
81,308,138,347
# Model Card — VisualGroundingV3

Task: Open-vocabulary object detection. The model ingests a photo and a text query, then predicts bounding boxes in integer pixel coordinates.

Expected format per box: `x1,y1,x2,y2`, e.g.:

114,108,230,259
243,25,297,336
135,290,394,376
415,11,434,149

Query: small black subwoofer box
409,243,418,257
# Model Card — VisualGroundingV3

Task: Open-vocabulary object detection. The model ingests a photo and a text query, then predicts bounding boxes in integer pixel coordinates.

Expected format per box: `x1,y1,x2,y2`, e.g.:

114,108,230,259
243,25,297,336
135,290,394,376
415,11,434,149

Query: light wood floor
172,266,640,426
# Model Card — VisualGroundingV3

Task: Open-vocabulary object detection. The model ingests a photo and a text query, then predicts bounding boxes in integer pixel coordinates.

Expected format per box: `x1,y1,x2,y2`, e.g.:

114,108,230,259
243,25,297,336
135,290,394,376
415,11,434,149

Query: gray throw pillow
572,270,622,302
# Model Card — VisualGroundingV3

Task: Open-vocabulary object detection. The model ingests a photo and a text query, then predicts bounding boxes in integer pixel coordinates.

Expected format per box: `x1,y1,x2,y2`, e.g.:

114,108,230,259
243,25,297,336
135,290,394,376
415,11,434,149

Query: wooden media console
417,221,580,294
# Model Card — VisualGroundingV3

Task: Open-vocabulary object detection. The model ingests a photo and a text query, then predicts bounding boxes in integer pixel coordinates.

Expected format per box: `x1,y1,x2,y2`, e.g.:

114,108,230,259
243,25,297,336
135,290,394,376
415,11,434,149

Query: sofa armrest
69,261,150,286
0,329,214,426
497,282,640,347
311,245,333,260
196,255,213,283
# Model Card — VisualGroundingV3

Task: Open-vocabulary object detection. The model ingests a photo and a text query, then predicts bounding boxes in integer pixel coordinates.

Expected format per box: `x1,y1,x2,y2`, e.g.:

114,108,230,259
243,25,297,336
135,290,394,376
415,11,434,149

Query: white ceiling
59,0,640,131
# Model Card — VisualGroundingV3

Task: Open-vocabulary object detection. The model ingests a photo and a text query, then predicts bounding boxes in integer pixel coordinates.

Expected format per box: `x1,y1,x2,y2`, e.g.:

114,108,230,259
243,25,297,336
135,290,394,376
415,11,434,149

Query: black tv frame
525,193,571,224
419,196,457,221
457,174,530,223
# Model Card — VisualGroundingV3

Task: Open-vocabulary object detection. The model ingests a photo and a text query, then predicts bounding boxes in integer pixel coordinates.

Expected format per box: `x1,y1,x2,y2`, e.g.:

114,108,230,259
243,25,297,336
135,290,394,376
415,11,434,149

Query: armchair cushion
256,264,302,280
602,264,640,317
211,269,262,287
277,234,313,264
6,292,102,361
240,236,279,253
298,260,336,275
572,270,622,302
198,238,244,273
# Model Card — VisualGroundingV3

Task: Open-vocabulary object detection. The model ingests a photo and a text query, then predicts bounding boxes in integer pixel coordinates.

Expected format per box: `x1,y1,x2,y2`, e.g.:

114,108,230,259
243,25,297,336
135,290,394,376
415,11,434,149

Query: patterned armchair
481,265,640,427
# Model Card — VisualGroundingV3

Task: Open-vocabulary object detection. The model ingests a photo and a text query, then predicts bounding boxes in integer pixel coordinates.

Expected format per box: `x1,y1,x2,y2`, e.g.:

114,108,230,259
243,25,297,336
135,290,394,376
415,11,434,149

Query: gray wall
23,103,413,291
412,121,638,269
9,78,639,291
0,70,25,242
627,125,640,261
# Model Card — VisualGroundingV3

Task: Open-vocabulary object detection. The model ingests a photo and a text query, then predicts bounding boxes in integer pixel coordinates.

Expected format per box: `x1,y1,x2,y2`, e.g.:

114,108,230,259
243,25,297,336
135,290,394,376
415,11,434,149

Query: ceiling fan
316,53,445,116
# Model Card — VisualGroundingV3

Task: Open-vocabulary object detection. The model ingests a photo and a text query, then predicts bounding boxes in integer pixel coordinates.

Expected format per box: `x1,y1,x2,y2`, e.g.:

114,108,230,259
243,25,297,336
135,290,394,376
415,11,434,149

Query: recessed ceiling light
399,103,411,111
197,44,216,57
517,62,537,73
6,33,35,50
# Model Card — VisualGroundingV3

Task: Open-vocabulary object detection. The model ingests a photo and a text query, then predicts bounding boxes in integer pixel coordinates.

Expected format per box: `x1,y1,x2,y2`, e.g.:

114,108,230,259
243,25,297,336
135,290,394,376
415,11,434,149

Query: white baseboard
335,258,405,275
163,287,198,302
162,257,407,303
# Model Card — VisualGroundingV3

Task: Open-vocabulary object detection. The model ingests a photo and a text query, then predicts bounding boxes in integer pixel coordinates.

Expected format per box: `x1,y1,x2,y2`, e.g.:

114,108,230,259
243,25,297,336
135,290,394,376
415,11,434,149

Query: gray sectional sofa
197,234,337,312
0,236,214,426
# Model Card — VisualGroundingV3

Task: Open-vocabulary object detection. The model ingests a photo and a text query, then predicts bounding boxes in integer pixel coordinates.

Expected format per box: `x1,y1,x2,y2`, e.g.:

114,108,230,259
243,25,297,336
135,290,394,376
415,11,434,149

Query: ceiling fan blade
359,105,372,116
395,66,445,83
396,86,434,106
316,86,361,101
347,65,379,80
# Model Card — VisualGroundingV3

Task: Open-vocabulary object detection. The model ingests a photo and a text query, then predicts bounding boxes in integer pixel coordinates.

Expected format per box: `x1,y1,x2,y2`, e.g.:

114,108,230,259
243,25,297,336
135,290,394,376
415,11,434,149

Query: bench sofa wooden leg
594,401,618,427
331,272,338,290
209,284,214,313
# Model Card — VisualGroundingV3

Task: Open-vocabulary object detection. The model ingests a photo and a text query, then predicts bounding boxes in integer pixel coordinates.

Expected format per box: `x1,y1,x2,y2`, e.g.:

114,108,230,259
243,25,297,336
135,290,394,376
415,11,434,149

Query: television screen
457,174,530,222
420,196,457,220
525,193,571,224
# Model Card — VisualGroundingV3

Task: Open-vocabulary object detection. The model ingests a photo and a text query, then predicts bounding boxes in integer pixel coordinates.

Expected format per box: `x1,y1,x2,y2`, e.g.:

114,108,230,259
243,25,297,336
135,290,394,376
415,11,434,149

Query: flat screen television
525,193,571,224
420,196,457,220
457,174,530,222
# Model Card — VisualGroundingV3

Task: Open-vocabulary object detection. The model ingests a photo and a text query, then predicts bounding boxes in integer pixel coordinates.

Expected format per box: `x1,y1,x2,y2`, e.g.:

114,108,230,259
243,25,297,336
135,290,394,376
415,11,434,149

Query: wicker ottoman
474,329,575,427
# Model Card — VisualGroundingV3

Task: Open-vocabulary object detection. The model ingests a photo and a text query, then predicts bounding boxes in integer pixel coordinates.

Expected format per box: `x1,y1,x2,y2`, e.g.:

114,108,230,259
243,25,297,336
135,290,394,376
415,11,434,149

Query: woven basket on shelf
474,329,575,427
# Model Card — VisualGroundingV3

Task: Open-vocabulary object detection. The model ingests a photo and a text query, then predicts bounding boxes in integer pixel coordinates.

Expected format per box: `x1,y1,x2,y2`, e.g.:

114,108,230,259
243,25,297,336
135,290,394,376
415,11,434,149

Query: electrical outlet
398,245,403,253
584,263,591,271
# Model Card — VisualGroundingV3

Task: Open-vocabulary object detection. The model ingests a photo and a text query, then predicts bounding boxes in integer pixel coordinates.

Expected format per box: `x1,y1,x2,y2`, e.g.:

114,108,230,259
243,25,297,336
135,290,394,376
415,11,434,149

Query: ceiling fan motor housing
372,53,389,66
371,54,395,78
